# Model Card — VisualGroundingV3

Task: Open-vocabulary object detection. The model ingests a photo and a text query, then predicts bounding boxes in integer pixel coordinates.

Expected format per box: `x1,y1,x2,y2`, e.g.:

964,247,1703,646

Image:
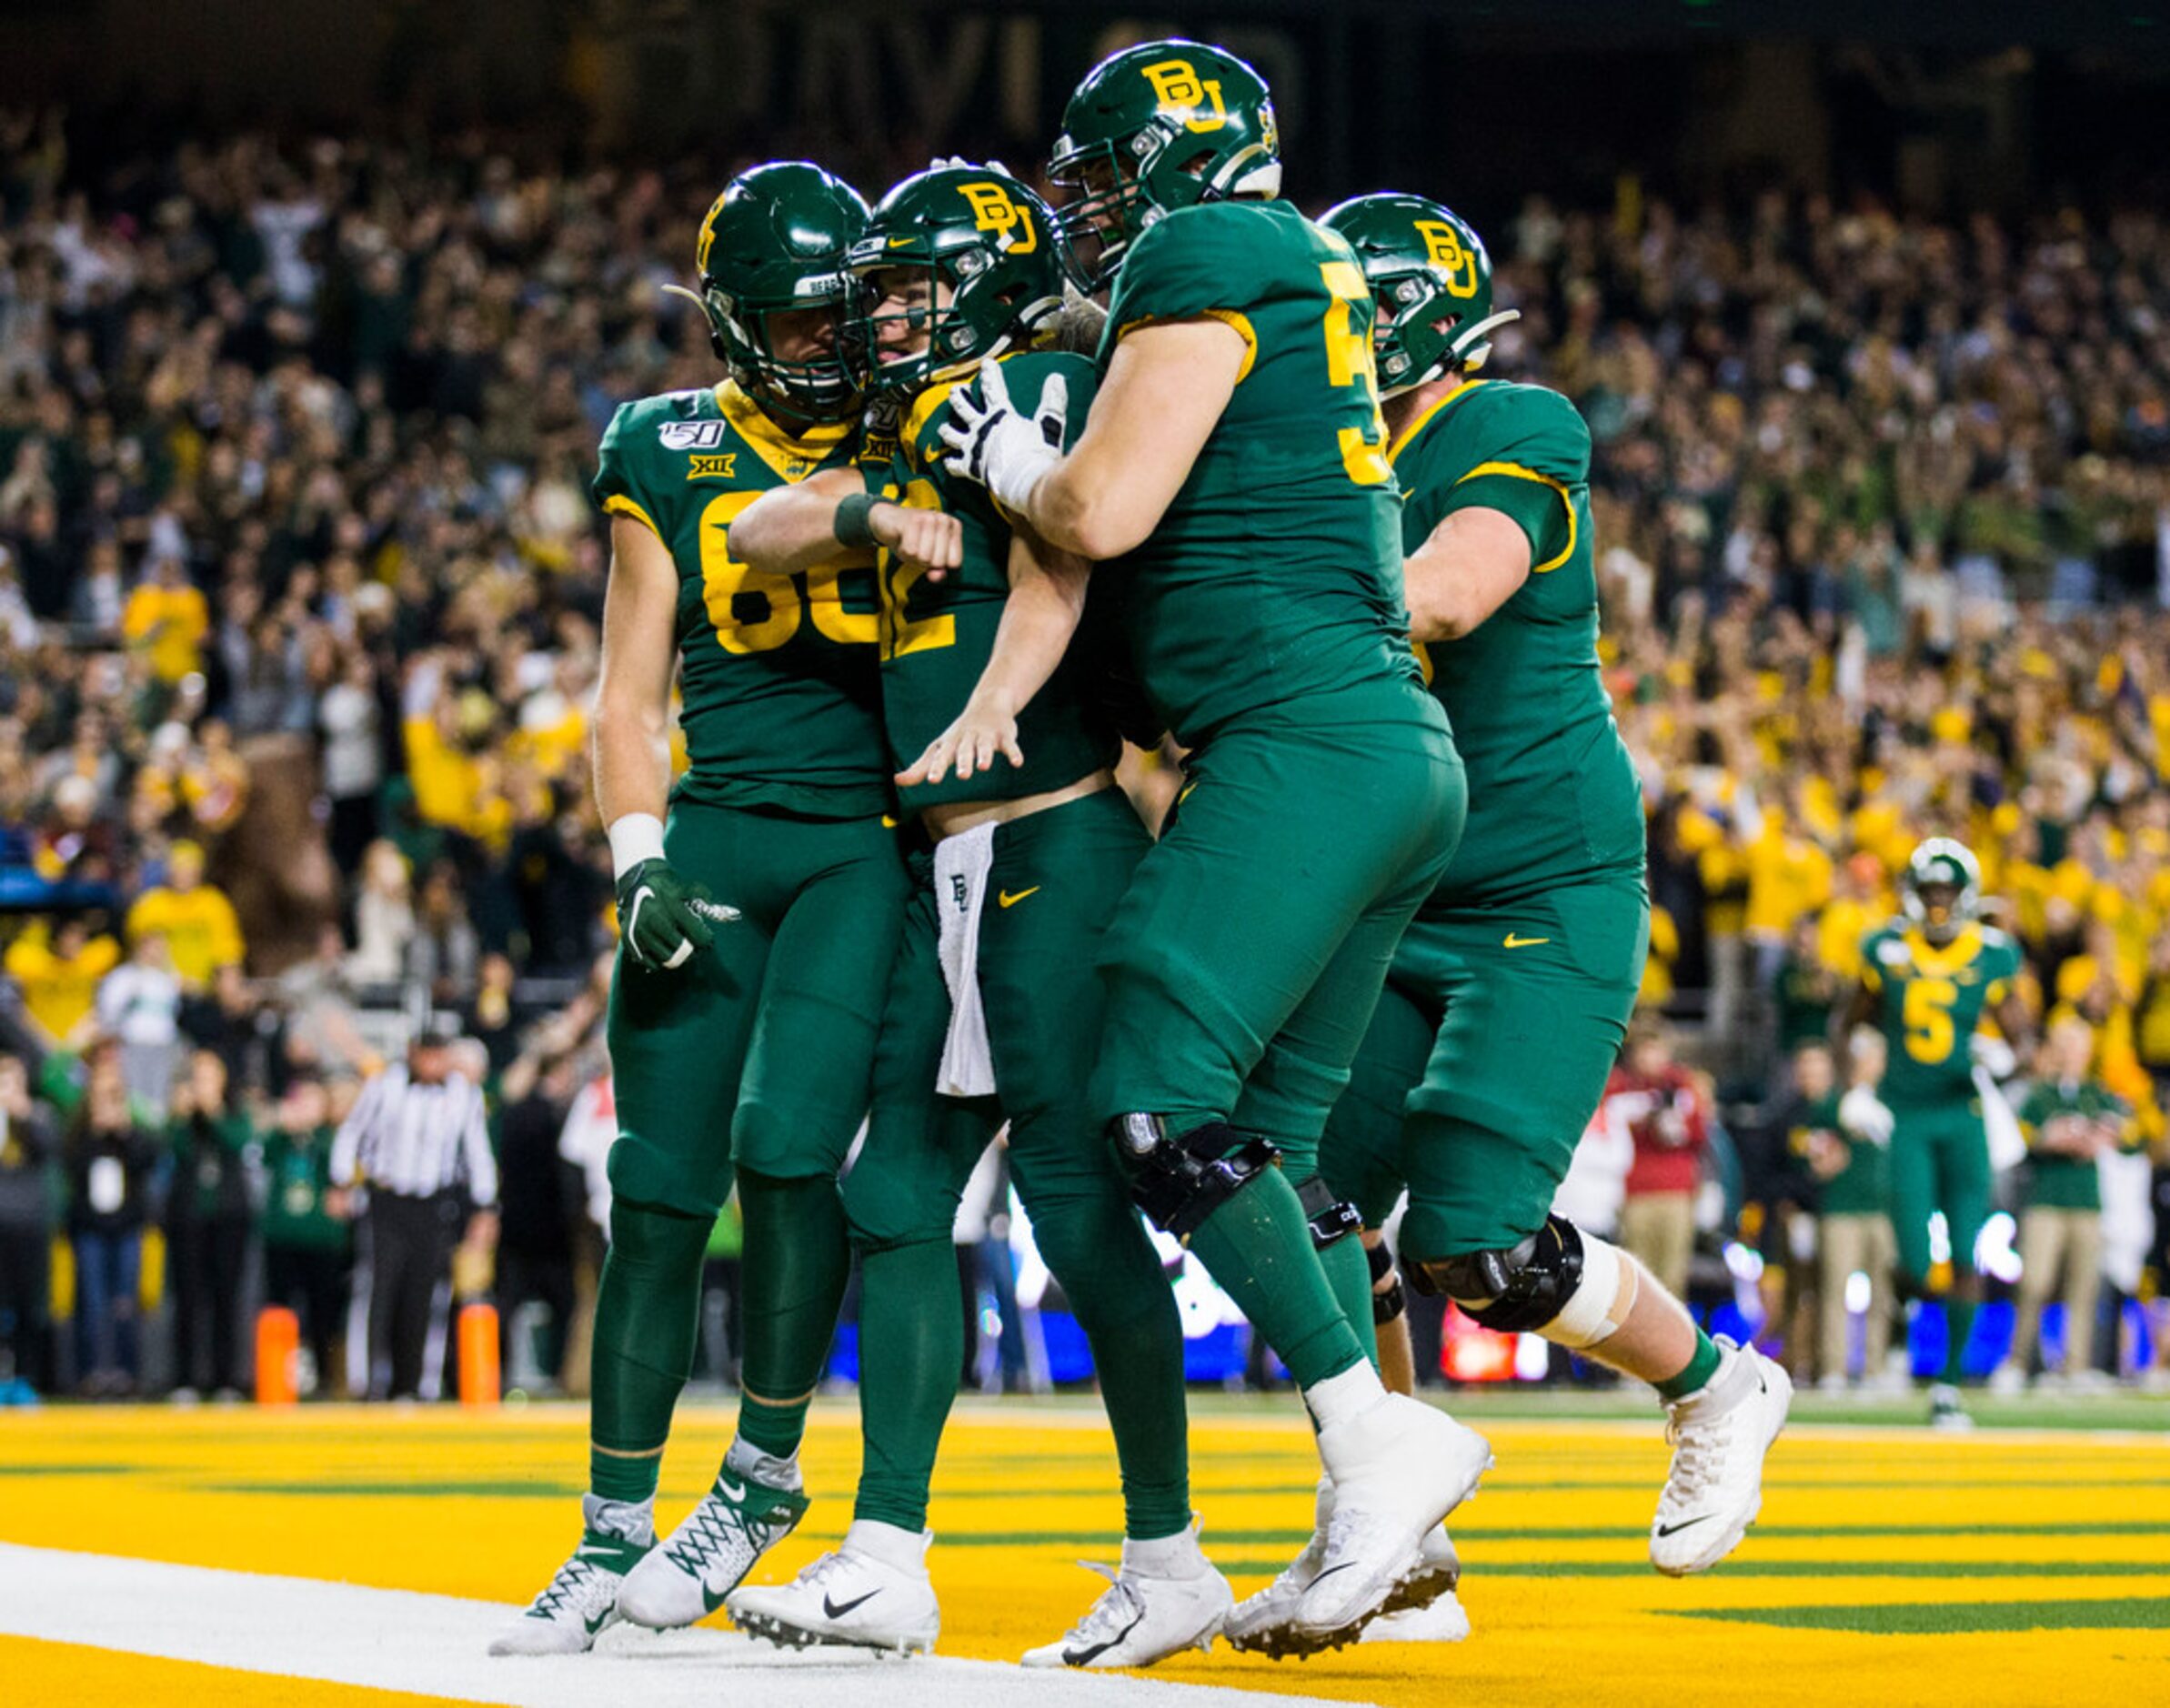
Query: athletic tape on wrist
608,812,667,880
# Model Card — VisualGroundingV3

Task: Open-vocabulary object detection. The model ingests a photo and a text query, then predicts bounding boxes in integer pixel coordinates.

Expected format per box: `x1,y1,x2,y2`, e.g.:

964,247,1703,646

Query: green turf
1673,1596,2170,1634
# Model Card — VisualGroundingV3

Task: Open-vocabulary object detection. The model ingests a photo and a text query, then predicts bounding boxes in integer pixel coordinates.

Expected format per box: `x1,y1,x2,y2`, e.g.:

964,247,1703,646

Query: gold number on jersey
699,490,878,655
1902,977,1959,1064
878,477,957,661
1319,260,1392,487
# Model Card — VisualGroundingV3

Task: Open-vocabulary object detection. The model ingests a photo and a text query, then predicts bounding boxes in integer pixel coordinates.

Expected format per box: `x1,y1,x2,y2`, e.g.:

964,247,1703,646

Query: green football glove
614,858,738,970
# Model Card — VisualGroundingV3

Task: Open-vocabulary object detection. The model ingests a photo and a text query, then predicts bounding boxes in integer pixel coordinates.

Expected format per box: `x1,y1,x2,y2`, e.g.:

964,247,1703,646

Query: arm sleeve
592,404,664,540
329,1076,379,1185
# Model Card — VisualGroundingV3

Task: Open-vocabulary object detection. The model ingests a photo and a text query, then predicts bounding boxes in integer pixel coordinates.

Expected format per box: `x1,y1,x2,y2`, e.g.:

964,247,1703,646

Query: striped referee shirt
330,1063,498,1206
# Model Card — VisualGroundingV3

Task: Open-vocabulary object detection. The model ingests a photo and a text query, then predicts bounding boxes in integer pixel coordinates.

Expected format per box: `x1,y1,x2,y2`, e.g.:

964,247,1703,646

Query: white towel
933,822,999,1097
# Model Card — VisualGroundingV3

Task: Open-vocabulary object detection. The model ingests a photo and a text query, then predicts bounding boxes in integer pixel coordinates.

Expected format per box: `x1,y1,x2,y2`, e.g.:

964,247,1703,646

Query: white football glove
1970,1032,2017,1080
939,358,1067,519
1837,1083,1895,1147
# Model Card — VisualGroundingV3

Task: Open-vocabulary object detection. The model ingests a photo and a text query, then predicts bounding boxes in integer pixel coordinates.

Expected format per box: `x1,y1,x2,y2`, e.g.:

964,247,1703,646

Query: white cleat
1651,1338,1793,1576
1297,1396,1491,1645
490,1522,650,1655
1227,1479,1466,1659
1021,1525,1233,1669
1222,1476,1332,1657
1361,1589,1472,1644
1927,1382,1974,1431
728,1524,939,1654
1987,1361,2026,1397
617,1463,809,1630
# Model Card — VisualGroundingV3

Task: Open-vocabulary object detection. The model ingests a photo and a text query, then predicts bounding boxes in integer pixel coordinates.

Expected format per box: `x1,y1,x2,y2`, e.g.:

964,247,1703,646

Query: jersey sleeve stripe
1455,459,1577,572
602,493,664,539
1111,310,1258,382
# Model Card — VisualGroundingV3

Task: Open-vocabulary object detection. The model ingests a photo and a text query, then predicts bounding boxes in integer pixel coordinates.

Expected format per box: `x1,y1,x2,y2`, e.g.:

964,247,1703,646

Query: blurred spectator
260,1075,351,1397
1791,1036,1899,1389
277,923,375,1079
347,840,415,989
124,840,243,990
4,915,119,1056
407,861,479,1009
122,555,210,687
318,655,385,878
1612,1022,1713,1300
65,1048,157,1396
0,1050,57,1392
164,1049,255,1398
495,1034,584,1391
95,929,182,1113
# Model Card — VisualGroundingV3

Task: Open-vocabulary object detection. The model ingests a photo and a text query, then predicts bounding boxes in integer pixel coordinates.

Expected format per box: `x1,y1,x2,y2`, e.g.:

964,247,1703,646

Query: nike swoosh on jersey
1502,933,1550,949
998,887,1040,909
823,1589,881,1620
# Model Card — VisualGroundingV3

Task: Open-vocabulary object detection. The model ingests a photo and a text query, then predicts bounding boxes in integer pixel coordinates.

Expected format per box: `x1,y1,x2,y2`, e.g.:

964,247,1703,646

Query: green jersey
2017,1078,2130,1211
874,351,1121,814
1390,378,1643,906
261,1123,349,1252
1860,922,2024,1107
1096,199,1422,745
1788,1090,1889,1217
594,380,889,818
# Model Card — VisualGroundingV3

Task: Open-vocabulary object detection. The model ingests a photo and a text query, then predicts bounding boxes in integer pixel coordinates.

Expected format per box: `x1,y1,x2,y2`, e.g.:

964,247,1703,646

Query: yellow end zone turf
5,1397,2170,1706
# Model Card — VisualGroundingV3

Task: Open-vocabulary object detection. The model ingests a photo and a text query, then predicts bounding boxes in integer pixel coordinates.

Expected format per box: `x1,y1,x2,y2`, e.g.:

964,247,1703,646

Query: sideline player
1219,197,1793,1658
718,165,1226,1667
939,42,1489,1647
494,162,909,1654
1847,838,2030,1426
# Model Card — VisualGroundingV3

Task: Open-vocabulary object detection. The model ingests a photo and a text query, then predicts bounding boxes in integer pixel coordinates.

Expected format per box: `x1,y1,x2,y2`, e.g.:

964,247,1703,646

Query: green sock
1942,1297,1978,1384
589,1199,713,1503
1316,1227,1381,1371
1186,1169,1367,1390
850,1236,964,1532
1031,1191,1191,1540
735,1168,852,1459
1653,1328,1723,1402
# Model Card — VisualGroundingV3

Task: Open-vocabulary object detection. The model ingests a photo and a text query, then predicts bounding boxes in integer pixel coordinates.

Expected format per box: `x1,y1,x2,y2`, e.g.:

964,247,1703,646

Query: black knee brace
1295,1175,1362,1250
1109,1114,1277,1241
1409,1214,1586,1332
1367,1239,1406,1325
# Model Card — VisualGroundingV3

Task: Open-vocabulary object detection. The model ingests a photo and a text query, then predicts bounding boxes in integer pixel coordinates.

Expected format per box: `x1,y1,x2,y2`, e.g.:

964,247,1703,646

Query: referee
332,1018,498,1400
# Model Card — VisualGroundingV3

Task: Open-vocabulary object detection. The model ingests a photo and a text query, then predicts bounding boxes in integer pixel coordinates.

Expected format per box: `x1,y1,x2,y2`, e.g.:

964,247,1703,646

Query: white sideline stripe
0,1542,1353,1708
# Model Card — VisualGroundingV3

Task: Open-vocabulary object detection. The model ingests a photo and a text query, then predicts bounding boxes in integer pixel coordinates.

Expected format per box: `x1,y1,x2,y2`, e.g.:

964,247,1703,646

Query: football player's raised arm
731,467,963,578
1403,507,1533,643
898,530,1092,788
592,514,684,829
1025,319,1245,560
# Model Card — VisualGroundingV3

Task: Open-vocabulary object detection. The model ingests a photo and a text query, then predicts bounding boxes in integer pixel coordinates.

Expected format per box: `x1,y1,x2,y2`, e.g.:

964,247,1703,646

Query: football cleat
728,1524,939,1654
1021,1526,1232,1669
1228,1479,1465,1659
490,1523,650,1655
1651,1338,1793,1575
1927,1381,1975,1431
1360,1587,1472,1645
616,1465,809,1629
1294,1396,1491,1646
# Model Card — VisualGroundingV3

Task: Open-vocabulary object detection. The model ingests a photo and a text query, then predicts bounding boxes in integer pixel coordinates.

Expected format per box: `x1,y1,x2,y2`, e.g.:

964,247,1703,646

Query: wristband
608,812,667,880
834,491,881,549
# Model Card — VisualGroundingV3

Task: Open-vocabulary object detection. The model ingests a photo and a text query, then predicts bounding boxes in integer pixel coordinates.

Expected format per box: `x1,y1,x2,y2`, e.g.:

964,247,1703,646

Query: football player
939,42,1490,1647
718,165,1225,1668
493,163,911,1654
1220,197,1793,1656
1846,838,2030,1427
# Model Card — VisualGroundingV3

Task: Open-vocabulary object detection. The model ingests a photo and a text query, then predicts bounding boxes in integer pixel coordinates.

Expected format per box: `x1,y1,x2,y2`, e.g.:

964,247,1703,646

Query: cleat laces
664,1488,785,1580
529,1555,618,1624
1056,1562,1144,1649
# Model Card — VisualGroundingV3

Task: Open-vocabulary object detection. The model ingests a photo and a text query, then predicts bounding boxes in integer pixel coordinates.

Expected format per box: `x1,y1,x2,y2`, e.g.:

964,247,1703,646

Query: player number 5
1319,260,1392,487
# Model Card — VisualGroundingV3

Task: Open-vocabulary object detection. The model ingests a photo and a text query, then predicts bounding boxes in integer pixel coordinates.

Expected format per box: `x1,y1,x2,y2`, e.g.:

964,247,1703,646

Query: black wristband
834,491,881,548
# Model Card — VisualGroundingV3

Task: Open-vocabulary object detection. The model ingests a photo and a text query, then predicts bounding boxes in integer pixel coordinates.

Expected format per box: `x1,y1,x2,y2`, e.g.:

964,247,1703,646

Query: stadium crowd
4,116,2170,1401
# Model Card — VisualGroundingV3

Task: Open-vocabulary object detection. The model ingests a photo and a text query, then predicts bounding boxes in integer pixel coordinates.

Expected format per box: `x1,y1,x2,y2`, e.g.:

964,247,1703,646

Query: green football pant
843,789,1190,1539
1888,1102,1993,1291
603,797,907,1462
1319,872,1649,1264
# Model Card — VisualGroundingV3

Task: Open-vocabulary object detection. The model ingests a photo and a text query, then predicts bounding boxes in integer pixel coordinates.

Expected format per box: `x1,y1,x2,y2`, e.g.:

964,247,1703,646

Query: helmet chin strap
1450,308,1522,359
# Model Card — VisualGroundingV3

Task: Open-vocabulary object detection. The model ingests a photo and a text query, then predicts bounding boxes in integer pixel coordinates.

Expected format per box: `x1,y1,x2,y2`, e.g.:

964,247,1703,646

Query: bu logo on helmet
1140,59,1229,132
957,182,1038,255
1415,220,1482,299
695,193,727,274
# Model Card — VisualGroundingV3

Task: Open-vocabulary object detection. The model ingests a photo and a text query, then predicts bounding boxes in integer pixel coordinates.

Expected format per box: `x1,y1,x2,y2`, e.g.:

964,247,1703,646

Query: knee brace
1411,1214,1625,1348
1367,1239,1406,1326
1295,1175,1362,1251
1109,1114,1277,1241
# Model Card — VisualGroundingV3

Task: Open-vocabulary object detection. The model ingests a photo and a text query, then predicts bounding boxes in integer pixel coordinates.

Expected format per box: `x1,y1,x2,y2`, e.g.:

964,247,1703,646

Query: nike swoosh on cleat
1063,1608,1145,1666
823,1590,881,1620
1654,1515,1714,1538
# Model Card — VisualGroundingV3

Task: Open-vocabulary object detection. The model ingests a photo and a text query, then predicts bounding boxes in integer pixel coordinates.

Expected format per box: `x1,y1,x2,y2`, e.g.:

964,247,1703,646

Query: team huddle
491,37,1802,1669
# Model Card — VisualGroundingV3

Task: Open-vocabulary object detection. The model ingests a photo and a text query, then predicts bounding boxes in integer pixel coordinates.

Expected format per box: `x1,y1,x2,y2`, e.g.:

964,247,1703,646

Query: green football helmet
1317,193,1519,396
1047,38,1281,293
842,164,1065,405
666,161,869,424
1901,837,1983,945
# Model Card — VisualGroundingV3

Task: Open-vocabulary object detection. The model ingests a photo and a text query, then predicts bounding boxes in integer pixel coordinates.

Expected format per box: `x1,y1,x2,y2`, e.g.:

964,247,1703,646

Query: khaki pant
1817,1211,1896,1381
1620,1190,1696,1301
2012,1207,2105,1375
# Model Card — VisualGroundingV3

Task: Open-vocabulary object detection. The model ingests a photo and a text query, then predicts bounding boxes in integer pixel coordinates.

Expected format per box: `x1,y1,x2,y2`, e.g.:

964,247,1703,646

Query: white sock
1121,1525,1203,1577
582,1492,656,1547
1303,1361,1387,1432
726,1435,803,1492
844,1518,930,1577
